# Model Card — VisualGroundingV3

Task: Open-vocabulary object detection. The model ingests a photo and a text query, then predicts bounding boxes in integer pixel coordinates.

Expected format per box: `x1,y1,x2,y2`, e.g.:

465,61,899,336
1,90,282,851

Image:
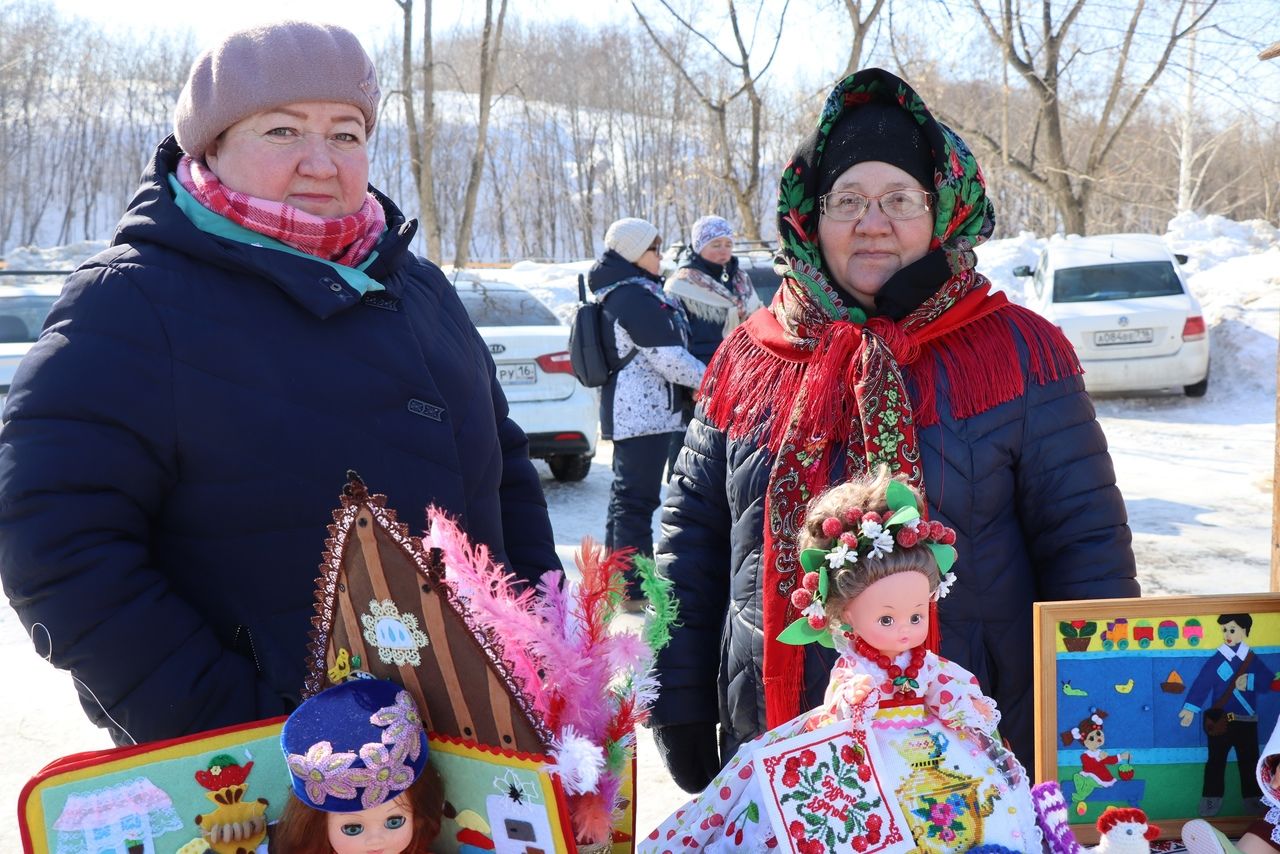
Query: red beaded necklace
853,635,927,696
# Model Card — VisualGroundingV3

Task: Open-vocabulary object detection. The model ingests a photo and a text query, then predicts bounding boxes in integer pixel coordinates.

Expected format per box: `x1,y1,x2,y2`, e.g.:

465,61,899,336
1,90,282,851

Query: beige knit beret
173,20,380,160
605,217,660,264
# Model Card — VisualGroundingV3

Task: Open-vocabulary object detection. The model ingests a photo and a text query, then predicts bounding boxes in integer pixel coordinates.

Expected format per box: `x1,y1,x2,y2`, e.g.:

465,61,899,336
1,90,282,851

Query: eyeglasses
819,188,933,223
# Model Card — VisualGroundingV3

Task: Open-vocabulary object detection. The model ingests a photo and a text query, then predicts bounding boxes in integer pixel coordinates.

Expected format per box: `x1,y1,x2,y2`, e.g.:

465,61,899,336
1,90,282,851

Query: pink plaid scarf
177,156,385,267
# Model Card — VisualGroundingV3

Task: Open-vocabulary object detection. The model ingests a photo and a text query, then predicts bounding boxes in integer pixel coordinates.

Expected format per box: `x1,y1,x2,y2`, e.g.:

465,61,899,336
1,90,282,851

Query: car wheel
548,453,593,482
1184,367,1209,398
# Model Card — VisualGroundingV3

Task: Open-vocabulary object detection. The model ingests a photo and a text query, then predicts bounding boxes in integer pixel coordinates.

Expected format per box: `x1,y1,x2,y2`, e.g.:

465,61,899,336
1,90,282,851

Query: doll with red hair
272,678,443,853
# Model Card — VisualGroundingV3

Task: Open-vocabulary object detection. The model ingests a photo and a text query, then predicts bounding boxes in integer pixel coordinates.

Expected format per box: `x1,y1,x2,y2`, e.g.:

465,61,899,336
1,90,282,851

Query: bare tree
631,0,789,241
953,0,1220,234
838,0,887,79
392,0,444,260
452,0,508,269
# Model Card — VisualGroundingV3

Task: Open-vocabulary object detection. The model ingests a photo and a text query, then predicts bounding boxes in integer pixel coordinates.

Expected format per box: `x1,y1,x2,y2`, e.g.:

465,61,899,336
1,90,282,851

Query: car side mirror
1012,265,1032,277
1174,253,1188,265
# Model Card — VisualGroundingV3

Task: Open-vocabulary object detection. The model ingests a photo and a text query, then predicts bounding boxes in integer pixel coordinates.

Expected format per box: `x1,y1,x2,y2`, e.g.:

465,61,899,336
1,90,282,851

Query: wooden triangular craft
303,472,552,756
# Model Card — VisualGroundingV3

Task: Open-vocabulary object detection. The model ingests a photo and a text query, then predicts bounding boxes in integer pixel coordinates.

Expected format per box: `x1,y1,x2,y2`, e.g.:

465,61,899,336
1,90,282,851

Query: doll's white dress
640,630,1043,854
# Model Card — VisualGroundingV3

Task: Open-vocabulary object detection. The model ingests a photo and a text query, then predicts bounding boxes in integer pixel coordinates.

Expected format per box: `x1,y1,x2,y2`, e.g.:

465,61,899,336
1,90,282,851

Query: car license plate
1093,328,1153,346
498,361,537,385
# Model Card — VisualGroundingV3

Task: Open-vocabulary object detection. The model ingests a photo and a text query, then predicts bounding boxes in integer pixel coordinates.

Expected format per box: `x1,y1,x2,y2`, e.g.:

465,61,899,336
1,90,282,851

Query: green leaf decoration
1080,622,1098,637
778,617,823,646
885,505,919,528
800,548,826,574
818,630,835,649
1059,621,1078,639
818,565,830,601
746,802,759,822
926,542,956,574
886,479,918,512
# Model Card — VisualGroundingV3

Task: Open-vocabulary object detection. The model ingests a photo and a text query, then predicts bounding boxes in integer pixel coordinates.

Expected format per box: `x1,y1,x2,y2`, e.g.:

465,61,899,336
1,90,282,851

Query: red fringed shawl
700,284,1081,727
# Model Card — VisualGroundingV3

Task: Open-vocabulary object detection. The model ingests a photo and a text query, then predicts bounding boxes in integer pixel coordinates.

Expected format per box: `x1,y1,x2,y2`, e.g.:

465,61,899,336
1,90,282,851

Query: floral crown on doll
779,479,958,649
282,677,427,812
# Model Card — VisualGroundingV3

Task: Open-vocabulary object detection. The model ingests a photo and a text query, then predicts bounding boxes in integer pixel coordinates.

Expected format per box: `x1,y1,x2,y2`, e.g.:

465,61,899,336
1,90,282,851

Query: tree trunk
840,0,886,80
452,0,507,269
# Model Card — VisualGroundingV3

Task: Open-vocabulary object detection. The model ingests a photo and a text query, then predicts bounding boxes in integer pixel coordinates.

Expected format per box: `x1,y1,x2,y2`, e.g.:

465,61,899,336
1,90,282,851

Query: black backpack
568,275,636,387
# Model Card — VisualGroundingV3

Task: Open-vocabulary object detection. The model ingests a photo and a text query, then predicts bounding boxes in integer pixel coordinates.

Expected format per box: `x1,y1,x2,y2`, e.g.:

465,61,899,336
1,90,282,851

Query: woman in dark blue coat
0,21,558,747
649,68,1139,793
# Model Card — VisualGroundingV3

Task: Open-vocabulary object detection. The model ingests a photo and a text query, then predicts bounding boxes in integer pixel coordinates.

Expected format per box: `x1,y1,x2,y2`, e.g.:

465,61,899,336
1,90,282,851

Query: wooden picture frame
1034,593,1280,843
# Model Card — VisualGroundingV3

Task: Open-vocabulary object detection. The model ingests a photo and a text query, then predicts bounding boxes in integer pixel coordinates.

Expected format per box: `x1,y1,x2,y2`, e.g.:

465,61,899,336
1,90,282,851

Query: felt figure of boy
1179,613,1273,817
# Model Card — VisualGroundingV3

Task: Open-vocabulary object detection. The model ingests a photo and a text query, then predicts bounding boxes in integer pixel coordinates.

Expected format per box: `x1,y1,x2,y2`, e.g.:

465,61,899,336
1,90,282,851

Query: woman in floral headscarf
648,68,1138,794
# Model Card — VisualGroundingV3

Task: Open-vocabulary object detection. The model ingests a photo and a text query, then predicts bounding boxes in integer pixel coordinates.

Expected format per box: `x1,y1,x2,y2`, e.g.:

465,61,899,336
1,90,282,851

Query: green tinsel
604,736,630,773
633,554,679,654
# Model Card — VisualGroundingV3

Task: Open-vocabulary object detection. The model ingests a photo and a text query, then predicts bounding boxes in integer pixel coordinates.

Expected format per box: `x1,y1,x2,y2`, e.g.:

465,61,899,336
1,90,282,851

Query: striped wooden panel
320,506,549,755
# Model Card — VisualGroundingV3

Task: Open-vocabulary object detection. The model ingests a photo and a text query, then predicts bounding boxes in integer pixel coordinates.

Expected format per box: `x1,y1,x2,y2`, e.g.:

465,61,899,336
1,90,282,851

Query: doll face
1083,728,1105,750
1221,620,1248,646
327,795,413,854
841,571,931,656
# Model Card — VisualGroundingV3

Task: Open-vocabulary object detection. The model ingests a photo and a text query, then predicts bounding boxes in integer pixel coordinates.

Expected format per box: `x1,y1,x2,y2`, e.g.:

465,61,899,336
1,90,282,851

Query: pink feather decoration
425,509,550,711
426,511,654,845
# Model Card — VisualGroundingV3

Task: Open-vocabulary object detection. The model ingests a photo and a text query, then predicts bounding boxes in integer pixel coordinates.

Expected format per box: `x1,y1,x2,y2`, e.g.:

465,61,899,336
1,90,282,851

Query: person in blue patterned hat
274,678,442,853
662,214,762,476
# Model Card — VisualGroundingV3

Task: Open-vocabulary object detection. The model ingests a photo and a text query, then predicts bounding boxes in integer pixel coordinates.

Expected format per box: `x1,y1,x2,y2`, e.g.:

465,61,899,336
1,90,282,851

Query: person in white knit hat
588,217,706,611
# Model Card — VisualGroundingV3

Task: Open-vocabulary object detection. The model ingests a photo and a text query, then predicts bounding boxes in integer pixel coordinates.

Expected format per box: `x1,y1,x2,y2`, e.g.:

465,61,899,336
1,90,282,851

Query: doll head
274,678,443,854
1060,708,1108,749
788,468,956,650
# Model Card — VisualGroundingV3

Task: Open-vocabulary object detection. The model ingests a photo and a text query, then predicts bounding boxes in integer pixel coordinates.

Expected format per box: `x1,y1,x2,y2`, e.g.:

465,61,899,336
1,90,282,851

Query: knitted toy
1033,781,1159,854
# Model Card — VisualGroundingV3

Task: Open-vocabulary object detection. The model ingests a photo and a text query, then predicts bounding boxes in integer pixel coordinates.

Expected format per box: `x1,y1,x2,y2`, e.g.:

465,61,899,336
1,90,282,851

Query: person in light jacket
589,217,705,610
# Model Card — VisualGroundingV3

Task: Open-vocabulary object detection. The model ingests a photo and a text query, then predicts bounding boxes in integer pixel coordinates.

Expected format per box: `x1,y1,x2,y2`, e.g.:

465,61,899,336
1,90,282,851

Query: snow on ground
1,213,1276,847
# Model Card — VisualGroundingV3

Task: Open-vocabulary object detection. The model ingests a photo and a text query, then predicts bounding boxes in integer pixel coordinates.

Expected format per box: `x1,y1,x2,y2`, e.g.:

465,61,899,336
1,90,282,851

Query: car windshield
0,294,59,343
1052,261,1184,303
457,285,559,327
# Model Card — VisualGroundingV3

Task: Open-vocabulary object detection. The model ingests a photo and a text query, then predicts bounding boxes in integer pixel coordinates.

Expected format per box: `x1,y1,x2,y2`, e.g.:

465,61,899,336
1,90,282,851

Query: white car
1015,234,1210,397
453,277,598,481
0,281,63,412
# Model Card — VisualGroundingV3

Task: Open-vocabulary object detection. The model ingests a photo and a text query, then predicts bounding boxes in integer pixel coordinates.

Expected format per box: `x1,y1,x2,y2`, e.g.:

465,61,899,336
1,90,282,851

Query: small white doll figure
641,468,1042,853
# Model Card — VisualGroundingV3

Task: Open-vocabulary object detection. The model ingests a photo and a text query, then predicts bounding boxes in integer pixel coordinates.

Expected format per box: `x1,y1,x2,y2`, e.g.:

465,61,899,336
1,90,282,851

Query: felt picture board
1034,593,1280,843
18,717,288,854
19,716,628,854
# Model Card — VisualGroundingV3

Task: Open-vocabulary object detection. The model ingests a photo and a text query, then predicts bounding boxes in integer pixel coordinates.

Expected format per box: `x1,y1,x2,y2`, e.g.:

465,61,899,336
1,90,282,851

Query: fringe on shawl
700,303,1081,447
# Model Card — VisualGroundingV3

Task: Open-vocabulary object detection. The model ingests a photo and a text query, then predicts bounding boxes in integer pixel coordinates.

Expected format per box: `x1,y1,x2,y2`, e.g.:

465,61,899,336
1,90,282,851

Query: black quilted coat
0,138,559,745
651,338,1139,771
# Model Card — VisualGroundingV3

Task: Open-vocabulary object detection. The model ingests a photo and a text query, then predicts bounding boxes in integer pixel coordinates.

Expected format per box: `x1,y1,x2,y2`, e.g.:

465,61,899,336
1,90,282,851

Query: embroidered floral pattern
370,690,425,762
765,737,886,852
353,742,416,809
914,792,968,842
286,741,361,805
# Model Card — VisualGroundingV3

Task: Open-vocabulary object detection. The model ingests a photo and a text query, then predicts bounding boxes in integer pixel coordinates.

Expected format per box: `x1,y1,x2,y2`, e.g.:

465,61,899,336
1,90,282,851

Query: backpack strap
592,281,639,372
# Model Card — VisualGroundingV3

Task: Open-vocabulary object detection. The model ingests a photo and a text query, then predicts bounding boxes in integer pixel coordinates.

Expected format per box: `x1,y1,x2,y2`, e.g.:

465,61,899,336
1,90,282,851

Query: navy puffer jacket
0,138,559,745
651,332,1138,770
